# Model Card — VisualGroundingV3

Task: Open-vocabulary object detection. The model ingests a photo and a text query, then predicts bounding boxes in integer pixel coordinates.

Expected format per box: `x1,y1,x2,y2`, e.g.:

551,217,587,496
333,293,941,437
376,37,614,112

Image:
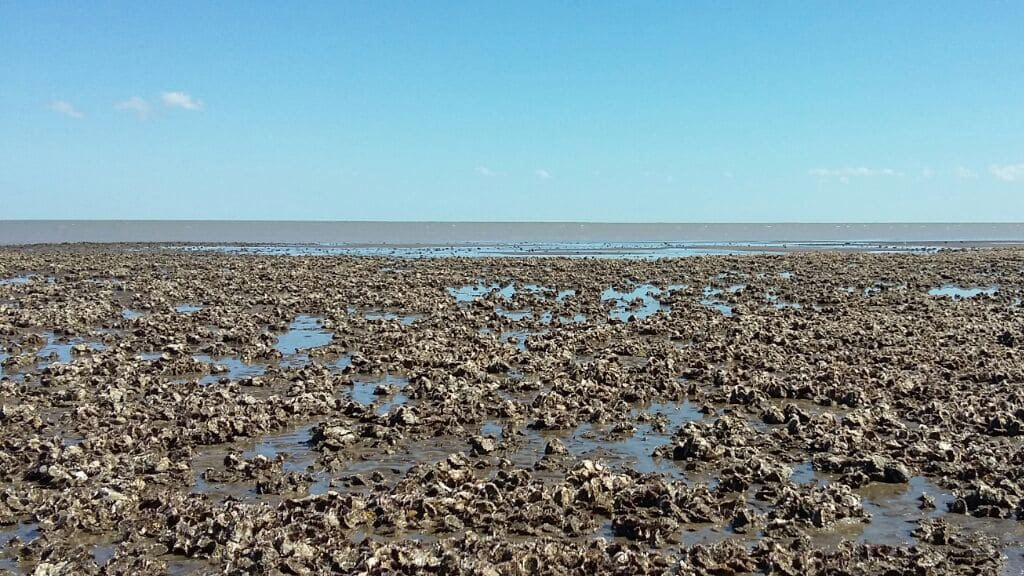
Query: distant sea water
2,221,1024,246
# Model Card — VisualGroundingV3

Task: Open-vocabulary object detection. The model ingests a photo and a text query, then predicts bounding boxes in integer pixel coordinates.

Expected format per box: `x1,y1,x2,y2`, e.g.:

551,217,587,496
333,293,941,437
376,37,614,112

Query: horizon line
3,219,1023,225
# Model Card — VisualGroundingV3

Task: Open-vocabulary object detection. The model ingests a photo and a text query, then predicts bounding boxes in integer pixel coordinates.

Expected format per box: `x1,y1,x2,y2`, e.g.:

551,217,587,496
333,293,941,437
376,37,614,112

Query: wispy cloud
953,166,977,179
533,169,551,180
114,96,152,118
990,163,1024,182
475,166,497,177
47,100,83,119
160,91,203,111
809,166,902,184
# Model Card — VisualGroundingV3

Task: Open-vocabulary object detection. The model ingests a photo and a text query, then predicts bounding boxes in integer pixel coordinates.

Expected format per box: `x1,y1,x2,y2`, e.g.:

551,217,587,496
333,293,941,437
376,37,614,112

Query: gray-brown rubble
1,245,1023,575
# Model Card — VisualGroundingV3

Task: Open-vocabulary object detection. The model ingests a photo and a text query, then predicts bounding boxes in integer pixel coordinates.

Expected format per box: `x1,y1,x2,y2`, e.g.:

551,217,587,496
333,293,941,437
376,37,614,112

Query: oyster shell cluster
0,245,1022,574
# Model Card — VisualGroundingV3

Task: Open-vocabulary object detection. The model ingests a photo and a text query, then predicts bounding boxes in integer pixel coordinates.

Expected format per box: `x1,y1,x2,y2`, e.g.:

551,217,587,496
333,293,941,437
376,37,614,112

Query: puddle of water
0,276,32,286
192,424,320,499
363,311,421,325
168,557,210,576
856,476,956,546
121,309,143,320
38,333,74,364
0,352,7,378
497,283,516,300
0,521,40,570
500,329,546,352
36,332,106,367
497,307,533,321
790,461,830,486
332,355,353,373
93,543,116,567
340,440,457,488
63,434,84,447
602,284,668,322
567,400,703,476
194,354,268,384
481,421,504,439
448,283,502,303
243,425,317,473
555,289,576,303
928,285,998,299
700,287,734,316
350,375,410,415
351,381,378,405
276,315,333,356
1004,547,1024,576
174,304,202,314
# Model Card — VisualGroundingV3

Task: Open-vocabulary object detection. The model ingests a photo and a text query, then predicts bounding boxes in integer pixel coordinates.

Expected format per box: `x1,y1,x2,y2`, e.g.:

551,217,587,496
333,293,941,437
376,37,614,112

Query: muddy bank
1,246,1023,575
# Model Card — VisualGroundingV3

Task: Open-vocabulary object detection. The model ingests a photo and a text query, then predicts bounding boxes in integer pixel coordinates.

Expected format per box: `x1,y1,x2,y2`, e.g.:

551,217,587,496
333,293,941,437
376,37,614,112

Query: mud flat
1,245,1024,575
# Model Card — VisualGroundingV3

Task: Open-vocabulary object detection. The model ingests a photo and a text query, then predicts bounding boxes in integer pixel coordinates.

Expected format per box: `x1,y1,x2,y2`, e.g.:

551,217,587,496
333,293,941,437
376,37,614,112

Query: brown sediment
0,245,1023,575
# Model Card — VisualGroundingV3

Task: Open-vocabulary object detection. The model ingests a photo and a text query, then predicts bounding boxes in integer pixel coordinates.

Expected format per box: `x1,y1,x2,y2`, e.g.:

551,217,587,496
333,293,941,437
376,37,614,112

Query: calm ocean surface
2,221,1023,246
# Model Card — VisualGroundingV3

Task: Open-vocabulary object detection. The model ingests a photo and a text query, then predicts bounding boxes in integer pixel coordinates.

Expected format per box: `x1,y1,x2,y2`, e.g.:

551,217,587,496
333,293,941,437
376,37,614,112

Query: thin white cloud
47,100,83,119
114,96,152,118
809,167,901,178
160,91,203,111
953,166,977,179
475,166,497,177
990,163,1024,182
533,169,551,180
809,167,902,184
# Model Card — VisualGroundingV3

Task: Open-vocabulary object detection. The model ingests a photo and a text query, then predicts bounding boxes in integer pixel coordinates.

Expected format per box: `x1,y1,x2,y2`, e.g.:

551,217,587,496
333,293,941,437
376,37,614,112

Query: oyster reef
1,245,1023,575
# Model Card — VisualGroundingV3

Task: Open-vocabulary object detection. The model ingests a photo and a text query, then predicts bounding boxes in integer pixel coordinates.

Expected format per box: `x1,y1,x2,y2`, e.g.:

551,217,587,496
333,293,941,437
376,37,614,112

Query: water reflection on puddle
450,282,566,305
700,287,734,316
790,461,823,485
602,284,668,322
481,421,504,439
362,310,421,324
174,304,202,314
93,543,116,567
244,425,317,473
36,332,106,368
555,289,576,303
500,329,545,351
0,521,40,571
121,308,143,320
856,476,955,546
928,284,998,299
351,375,410,414
194,354,268,384
567,400,704,476
496,307,532,321
448,283,504,303
276,315,333,356
192,424,323,499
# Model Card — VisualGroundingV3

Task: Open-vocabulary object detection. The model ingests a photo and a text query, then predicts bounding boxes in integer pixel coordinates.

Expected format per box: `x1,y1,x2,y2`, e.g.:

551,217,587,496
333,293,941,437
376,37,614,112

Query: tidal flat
1,245,1023,575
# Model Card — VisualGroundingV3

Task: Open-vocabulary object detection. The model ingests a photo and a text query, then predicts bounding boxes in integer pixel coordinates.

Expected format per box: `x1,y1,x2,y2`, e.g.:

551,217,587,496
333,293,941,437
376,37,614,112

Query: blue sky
2,1,1023,221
